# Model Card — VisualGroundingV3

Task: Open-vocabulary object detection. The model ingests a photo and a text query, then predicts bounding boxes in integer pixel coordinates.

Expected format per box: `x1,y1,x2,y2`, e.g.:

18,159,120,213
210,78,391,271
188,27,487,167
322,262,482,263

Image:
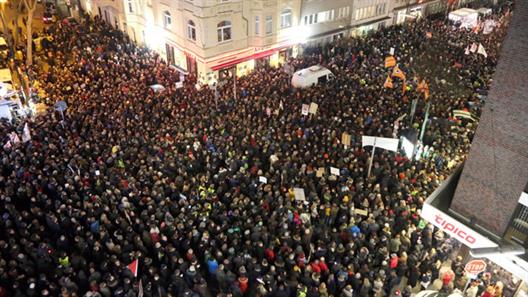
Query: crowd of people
0,3,517,297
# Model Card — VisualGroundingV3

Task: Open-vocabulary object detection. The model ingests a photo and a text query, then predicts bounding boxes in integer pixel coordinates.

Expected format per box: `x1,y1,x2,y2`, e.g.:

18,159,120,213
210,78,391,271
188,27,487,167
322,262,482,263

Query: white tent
448,8,479,29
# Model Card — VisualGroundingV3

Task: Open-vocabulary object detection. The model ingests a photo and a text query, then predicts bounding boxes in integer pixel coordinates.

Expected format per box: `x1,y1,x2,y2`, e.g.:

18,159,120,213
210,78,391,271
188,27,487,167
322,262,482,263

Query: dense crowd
0,4,516,297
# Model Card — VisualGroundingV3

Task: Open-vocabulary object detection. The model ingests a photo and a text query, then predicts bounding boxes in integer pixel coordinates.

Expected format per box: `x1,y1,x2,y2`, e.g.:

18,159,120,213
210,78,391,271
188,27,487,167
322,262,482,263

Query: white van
291,65,334,88
448,8,479,29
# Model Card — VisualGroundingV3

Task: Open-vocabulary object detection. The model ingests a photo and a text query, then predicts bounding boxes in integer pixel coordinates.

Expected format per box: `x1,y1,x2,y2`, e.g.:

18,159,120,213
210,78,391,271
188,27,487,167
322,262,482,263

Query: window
317,11,326,23
338,6,350,19
187,20,196,41
127,0,133,13
355,6,376,20
255,16,260,35
217,20,232,42
265,15,272,34
376,3,386,15
166,44,175,65
280,9,292,28
163,11,171,27
317,10,334,23
304,13,320,25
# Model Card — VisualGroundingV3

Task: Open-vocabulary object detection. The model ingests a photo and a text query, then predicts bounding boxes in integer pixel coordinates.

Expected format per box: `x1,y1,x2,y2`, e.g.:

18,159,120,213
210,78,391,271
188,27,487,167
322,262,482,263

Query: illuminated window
217,20,232,42
187,20,196,41
163,11,171,27
280,9,292,28
265,15,272,34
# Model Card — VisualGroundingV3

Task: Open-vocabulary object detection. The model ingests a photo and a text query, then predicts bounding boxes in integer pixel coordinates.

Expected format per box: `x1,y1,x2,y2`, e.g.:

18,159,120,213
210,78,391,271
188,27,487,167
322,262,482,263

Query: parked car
43,11,55,24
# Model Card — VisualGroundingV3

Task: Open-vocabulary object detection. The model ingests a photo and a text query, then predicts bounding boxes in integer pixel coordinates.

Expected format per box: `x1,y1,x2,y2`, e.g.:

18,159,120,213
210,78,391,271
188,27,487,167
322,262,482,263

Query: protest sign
294,188,306,201
301,104,309,115
341,132,351,146
316,167,325,177
309,103,318,115
330,167,340,176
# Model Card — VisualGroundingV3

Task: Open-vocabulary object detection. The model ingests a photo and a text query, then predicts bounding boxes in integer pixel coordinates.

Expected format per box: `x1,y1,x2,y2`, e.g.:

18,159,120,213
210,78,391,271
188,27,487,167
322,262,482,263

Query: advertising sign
421,203,497,249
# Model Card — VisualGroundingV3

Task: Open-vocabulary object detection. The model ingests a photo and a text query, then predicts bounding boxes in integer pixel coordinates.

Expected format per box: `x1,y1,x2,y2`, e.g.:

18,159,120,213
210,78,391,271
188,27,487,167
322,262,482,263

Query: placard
175,81,183,89
301,104,309,116
309,103,318,115
316,167,325,177
389,47,395,55
341,132,350,146
294,188,306,201
354,208,369,216
330,167,340,176
259,176,267,184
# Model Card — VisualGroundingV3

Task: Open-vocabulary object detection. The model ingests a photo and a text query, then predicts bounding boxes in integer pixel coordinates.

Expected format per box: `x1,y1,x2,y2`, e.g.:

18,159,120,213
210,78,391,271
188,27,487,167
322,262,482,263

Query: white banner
362,136,399,152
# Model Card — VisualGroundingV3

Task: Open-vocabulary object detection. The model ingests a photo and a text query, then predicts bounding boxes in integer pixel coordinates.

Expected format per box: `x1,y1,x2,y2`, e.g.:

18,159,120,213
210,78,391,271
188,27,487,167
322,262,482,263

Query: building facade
78,0,449,84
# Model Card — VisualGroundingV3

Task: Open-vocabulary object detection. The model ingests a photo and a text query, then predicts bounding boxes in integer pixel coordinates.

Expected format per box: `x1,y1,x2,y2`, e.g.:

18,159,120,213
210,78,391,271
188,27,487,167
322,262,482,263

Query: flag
128,259,138,277
9,132,20,144
384,56,396,68
424,87,430,100
483,20,496,34
426,32,432,39
453,110,476,121
477,43,487,58
22,123,31,143
416,80,427,93
417,80,430,99
472,23,480,34
470,43,478,53
383,75,393,88
138,279,144,297
391,65,406,81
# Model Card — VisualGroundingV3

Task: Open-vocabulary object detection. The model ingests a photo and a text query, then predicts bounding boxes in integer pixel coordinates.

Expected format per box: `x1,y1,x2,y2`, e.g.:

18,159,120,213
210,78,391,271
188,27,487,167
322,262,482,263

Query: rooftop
451,1,528,236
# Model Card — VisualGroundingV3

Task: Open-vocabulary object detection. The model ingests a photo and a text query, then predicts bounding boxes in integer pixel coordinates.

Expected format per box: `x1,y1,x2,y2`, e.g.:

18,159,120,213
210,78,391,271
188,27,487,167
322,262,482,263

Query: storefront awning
209,45,290,71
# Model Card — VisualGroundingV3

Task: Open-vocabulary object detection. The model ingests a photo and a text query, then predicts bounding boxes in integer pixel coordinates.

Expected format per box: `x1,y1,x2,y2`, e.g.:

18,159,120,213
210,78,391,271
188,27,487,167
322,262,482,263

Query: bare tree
23,0,36,66
0,1,14,57
12,0,25,47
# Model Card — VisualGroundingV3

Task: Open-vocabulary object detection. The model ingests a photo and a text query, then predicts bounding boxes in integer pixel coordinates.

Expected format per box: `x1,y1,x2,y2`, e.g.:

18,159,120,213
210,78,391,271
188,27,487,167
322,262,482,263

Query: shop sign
421,203,497,249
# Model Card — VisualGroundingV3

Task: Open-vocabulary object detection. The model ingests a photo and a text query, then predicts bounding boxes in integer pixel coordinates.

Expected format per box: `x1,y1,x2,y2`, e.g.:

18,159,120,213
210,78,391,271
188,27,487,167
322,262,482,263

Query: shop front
420,166,528,296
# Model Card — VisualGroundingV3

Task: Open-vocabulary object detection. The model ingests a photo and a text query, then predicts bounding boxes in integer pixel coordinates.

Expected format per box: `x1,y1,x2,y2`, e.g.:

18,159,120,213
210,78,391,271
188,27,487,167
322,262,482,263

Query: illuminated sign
421,203,497,249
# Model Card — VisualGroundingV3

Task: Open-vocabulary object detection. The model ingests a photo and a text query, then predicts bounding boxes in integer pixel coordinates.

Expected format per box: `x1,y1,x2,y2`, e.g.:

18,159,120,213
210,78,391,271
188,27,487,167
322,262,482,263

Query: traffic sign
54,100,67,112
465,259,487,275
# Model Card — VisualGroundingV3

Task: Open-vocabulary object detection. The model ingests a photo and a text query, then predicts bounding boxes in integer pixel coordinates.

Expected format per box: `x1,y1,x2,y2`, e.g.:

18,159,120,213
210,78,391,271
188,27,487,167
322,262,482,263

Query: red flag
128,259,138,277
